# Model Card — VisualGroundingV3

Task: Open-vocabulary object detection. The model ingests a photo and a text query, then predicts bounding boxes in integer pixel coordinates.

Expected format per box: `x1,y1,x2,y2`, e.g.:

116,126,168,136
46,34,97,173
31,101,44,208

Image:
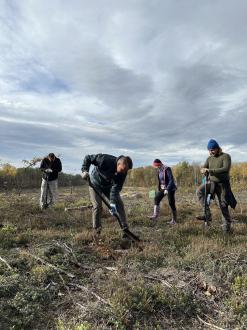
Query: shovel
204,172,210,227
88,179,141,242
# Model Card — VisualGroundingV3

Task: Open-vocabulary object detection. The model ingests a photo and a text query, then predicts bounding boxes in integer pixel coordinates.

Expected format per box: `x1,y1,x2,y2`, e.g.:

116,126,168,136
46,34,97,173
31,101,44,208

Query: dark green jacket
204,152,231,183
204,151,237,208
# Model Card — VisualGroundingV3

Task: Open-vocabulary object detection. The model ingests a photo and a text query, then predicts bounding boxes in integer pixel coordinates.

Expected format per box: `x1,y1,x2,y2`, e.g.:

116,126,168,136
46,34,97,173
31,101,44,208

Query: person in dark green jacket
196,139,237,233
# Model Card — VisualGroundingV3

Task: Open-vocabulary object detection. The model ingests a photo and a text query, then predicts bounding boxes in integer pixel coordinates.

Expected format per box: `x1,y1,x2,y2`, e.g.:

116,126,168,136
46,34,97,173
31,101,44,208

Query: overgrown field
0,186,246,330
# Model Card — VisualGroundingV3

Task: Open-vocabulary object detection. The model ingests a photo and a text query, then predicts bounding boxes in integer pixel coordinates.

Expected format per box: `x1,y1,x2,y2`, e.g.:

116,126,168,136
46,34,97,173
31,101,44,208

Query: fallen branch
52,241,94,270
197,315,226,330
23,251,75,278
144,275,172,288
75,302,88,311
69,283,112,307
65,205,92,212
0,256,13,270
105,266,118,271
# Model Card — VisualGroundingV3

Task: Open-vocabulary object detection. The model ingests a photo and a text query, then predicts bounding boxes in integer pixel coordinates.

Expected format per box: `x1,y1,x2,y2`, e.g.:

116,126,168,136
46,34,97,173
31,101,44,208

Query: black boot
221,205,232,234
168,210,177,224
196,205,212,222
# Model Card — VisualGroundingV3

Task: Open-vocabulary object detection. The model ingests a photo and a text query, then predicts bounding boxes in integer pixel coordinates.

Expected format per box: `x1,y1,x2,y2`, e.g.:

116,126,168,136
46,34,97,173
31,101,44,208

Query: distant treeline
126,161,247,190
0,161,247,191
0,164,83,190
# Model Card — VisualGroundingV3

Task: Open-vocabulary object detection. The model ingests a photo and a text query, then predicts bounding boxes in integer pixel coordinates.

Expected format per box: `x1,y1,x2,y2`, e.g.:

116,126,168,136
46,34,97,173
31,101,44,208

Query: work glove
200,168,209,175
81,171,89,180
160,184,165,190
109,203,117,216
45,168,53,173
164,189,168,195
206,193,211,205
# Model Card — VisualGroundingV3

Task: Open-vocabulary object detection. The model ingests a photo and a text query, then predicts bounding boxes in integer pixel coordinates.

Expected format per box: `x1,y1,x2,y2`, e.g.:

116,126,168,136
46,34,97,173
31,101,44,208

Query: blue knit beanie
207,139,219,150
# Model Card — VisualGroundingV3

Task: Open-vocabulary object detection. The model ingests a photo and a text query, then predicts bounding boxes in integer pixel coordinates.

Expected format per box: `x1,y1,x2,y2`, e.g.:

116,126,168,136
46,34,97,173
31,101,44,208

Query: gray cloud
0,0,247,172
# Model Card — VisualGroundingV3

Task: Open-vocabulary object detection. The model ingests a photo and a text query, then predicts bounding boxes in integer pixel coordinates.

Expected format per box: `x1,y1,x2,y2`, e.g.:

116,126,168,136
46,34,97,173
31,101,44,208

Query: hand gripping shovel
88,179,140,242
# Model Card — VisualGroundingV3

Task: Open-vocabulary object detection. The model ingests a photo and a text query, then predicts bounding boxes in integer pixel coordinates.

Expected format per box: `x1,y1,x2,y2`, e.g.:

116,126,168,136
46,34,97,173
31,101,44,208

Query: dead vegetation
0,186,246,329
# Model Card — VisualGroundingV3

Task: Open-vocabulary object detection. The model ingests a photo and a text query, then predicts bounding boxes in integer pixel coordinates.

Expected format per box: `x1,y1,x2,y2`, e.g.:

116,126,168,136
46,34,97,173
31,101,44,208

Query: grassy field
0,185,246,330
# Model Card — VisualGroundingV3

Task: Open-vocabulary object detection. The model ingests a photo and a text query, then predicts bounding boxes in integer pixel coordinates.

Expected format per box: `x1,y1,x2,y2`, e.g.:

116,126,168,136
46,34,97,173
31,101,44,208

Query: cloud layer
1,0,247,172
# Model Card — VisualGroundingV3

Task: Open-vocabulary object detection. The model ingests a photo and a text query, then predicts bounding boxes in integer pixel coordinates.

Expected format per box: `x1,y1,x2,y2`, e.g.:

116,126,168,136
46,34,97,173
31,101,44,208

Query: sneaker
167,220,177,225
149,215,158,221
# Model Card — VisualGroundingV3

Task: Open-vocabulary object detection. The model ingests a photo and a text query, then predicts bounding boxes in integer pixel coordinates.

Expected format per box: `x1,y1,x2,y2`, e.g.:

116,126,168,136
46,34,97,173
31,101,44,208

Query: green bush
56,319,92,330
0,225,17,248
232,275,247,295
0,274,53,329
109,280,200,328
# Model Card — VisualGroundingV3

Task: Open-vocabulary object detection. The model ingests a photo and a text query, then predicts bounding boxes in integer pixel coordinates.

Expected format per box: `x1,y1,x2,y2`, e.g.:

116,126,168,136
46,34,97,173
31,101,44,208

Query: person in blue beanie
207,139,220,150
196,139,237,233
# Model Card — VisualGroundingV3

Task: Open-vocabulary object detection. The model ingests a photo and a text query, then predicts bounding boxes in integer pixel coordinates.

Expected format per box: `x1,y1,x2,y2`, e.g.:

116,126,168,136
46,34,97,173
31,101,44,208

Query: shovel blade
123,228,141,242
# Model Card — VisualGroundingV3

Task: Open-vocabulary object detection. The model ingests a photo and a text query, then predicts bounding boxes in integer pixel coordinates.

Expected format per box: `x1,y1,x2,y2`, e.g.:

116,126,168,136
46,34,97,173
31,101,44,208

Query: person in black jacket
40,153,62,210
81,154,133,235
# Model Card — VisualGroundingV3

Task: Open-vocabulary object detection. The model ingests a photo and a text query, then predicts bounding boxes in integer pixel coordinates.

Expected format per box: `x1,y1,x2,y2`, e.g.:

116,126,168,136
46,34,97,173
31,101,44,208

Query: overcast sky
1,0,247,173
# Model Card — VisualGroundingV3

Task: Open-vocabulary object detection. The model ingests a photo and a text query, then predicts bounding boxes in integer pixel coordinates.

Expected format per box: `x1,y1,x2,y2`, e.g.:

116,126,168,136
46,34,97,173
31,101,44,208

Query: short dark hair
153,159,162,166
125,156,133,170
117,156,133,170
48,153,55,159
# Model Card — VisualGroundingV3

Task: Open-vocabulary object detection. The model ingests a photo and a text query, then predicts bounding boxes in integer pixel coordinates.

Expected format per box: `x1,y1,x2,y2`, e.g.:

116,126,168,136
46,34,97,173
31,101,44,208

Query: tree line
0,163,83,191
125,161,247,190
0,161,246,191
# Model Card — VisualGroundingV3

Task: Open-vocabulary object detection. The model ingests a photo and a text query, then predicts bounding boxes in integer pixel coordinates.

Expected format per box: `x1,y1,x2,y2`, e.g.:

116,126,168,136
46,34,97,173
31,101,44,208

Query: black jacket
81,154,126,203
40,157,62,181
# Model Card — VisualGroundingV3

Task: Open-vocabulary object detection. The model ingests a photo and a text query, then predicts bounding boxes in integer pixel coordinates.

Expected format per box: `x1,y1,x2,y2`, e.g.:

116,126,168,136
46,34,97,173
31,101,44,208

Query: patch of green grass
0,225,18,248
108,279,203,328
232,275,247,294
0,273,54,329
56,320,92,330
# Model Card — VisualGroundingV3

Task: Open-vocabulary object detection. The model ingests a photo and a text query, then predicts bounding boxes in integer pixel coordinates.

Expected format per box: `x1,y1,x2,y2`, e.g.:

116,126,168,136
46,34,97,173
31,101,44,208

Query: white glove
81,171,89,180
109,203,117,216
164,189,168,195
45,168,53,173
160,184,165,190
200,168,209,175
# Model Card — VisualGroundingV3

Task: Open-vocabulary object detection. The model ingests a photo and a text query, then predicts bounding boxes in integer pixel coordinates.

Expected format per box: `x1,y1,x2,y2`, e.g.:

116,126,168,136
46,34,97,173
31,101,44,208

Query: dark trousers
197,183,231,231
154,190,176,212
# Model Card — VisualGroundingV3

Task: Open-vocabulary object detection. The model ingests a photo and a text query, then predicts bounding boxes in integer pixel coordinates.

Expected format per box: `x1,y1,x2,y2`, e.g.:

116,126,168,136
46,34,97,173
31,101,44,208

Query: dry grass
0,186,247,329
